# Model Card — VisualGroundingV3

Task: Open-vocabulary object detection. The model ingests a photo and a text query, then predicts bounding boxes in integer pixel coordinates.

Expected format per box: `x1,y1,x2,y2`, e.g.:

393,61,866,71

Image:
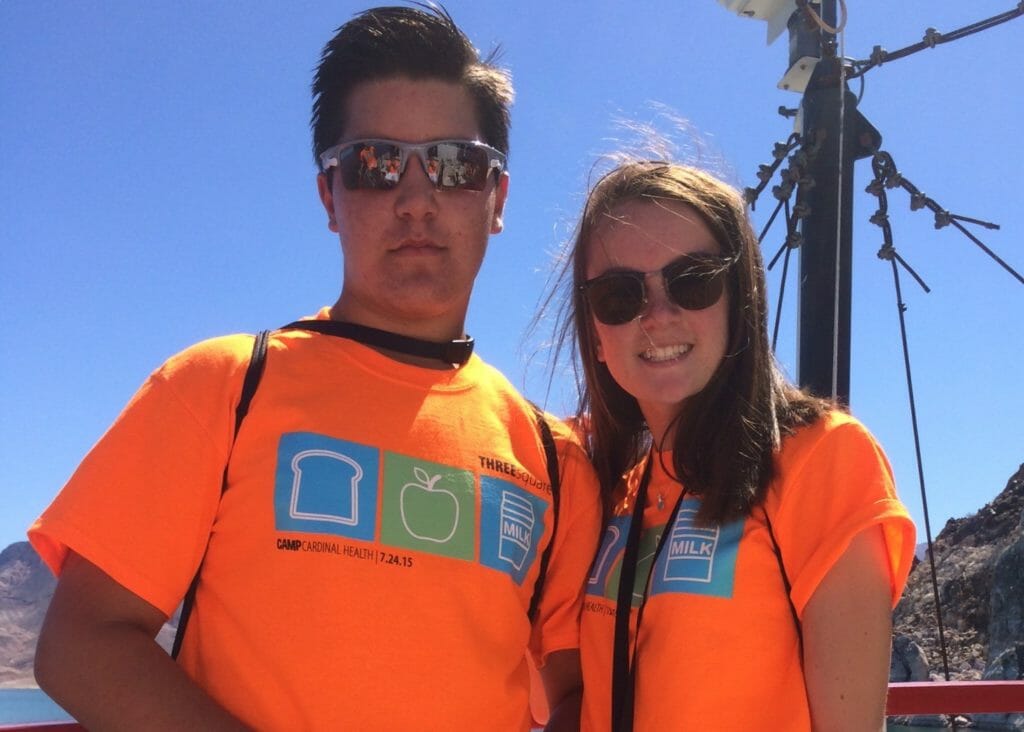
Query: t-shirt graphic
273,431,550,582
274,432,378,541
586,498,743,604
380,453,475,560
479,477,549,585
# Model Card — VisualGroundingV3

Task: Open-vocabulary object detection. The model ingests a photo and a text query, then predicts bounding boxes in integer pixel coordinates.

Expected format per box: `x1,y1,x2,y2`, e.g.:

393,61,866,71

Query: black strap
280,319,474,366
234,330,270,435
764,506,803,653
527,406,561,623
611,456,654,732
171,331,270,660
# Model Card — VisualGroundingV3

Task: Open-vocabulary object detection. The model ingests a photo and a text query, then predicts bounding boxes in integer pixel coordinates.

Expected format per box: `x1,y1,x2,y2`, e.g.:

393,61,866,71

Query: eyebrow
595,251,724,275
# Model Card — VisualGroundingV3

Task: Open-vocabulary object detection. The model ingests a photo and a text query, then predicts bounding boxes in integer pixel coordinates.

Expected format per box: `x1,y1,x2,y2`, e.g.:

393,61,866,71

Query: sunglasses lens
338,141,402,191
429,142,492,191
583,256,729,325
665,259,726,310
336,141,497,191
586,276,645,325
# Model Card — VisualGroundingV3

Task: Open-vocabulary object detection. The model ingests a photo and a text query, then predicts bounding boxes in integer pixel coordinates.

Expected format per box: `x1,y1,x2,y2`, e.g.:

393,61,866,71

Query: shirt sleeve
27,336,251,616
529,421,603,666
767,413,917,617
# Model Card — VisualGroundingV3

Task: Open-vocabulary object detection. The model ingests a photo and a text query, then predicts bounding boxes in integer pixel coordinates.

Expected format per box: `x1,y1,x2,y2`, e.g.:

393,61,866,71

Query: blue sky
2,2,1022,551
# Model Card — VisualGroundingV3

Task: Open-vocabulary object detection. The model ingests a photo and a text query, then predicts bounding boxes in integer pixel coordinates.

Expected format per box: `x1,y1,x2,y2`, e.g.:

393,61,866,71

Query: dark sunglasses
580,253,732,325
319,138,506,192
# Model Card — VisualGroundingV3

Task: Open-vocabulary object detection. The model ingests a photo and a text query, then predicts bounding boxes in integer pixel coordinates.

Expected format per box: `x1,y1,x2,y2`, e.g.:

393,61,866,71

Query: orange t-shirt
579,411,915,731
30,318,601,731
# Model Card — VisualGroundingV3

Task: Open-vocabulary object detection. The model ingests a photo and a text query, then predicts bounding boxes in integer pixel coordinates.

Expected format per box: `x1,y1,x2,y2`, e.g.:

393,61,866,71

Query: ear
490,172,509,234
594,328,606,363
316,172,338,233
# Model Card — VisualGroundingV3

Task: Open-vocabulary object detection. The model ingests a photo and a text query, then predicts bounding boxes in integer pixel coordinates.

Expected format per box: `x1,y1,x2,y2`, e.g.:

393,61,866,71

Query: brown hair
311,4,514,166
558,160,830,524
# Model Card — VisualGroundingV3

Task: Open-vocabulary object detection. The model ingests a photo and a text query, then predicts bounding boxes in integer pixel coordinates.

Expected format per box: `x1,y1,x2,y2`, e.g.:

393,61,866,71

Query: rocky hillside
0,543,178,688
892,463,1023,680
0,542,55,686
891,463,1023,729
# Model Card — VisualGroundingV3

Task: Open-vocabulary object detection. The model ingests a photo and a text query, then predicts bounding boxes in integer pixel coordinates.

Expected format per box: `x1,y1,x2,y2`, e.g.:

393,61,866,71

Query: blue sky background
2,2,1022,551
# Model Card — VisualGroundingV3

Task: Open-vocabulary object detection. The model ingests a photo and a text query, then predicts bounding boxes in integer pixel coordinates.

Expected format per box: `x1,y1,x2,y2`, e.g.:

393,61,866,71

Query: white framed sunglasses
319,138,506,191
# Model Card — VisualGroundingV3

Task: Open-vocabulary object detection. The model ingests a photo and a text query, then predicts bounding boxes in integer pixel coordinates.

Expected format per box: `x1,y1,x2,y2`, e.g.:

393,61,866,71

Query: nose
639,271,677,323
393,153,438,220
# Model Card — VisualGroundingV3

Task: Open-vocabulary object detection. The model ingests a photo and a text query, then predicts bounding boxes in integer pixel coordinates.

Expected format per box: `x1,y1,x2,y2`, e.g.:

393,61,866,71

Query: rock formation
891,463,1024,729
0,541,55,687
0,542,178,687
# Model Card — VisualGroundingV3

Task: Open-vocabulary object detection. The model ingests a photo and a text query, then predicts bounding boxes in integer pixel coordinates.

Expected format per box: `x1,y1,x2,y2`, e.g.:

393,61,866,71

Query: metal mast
792,0,878,401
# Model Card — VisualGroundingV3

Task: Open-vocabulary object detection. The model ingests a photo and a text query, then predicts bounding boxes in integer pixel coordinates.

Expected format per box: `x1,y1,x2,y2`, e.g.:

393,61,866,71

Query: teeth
640,344,692,362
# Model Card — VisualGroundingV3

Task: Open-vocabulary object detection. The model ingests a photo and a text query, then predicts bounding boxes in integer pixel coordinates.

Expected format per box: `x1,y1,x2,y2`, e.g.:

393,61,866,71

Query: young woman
558,160,916,731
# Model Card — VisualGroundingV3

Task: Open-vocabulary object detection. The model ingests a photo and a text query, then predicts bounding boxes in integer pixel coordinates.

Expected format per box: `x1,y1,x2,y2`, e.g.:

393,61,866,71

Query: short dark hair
311,4,514,167
560,160,829,524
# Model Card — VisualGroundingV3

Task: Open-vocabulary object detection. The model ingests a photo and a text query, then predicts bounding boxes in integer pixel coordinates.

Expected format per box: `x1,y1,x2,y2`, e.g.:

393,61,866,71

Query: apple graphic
400,466,460,543
632,530,663,604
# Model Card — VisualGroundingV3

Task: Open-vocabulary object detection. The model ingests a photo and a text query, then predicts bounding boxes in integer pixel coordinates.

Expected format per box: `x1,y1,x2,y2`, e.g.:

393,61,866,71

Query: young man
29,7,600,730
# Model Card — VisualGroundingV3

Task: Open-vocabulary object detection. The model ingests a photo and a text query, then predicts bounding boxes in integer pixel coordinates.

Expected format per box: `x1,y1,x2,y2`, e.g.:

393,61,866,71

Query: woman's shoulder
784,409,875,447
777,409,887,476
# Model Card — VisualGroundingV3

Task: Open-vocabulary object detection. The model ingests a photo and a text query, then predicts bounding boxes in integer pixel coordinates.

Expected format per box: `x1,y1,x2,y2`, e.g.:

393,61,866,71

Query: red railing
886,680,1024,714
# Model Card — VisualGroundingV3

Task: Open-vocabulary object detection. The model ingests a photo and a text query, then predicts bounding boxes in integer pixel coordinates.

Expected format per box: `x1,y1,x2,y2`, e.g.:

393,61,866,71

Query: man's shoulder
159,333,259,376
465,356,540,409
466,357,587,454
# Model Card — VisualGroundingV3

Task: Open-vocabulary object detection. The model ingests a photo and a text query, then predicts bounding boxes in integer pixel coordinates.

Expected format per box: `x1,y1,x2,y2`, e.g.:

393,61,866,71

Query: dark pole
794,0,879,403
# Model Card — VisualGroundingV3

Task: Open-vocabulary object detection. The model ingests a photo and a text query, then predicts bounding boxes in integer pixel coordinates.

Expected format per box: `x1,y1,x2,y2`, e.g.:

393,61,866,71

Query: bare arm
34,551,249,732
802,525,893,732
540,649,583,732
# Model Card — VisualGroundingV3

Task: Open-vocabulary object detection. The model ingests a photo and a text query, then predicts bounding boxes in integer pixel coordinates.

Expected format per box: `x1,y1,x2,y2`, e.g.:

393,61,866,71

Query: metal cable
869,156,953,683
848,5,1024,79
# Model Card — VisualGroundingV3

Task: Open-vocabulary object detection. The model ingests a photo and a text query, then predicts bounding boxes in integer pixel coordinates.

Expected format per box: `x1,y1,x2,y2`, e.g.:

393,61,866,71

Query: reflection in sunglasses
320,138,506,192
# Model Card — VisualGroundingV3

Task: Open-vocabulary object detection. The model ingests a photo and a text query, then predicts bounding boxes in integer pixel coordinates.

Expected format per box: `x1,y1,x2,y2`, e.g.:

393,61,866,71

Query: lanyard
610,453,688,732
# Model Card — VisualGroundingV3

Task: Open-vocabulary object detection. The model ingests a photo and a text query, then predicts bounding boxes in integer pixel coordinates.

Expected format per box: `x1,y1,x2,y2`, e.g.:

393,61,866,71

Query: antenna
728,1,1024,704
727,0,1023,402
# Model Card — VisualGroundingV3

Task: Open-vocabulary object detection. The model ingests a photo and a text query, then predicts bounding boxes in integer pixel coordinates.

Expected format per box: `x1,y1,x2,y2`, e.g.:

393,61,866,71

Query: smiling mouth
640,344,692,362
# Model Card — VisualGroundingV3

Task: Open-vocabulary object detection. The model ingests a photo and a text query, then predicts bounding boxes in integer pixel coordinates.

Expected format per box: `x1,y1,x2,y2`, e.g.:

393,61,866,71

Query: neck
329,301,467,343
645,413,679,451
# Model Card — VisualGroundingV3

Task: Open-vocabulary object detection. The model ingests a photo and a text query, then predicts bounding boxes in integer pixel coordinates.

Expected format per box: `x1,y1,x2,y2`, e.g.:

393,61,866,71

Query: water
0,688,72,725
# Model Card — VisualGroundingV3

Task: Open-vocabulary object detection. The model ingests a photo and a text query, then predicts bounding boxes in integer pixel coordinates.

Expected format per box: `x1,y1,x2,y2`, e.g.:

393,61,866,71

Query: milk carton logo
663,508,718,583
274,432,378,541
480,476,548,585
649,497,743,599
380,453,475,560
498,491,536,571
